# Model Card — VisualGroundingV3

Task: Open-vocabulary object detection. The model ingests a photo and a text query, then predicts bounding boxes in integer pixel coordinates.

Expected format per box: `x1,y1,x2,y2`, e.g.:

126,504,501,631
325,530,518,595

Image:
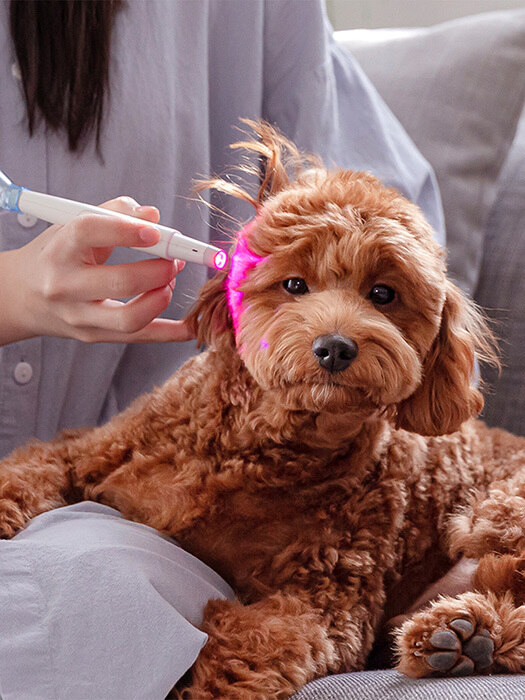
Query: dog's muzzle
312,334,358,373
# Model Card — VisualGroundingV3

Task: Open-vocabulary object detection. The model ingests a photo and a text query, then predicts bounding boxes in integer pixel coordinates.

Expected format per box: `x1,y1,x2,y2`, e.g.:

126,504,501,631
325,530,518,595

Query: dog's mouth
286,371,375,394
276,378,383,414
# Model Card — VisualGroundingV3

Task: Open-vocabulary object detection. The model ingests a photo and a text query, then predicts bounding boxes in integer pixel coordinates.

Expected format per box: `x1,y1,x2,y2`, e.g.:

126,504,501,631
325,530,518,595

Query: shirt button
13,361,33,385
11,62,21,80
17,213,37,228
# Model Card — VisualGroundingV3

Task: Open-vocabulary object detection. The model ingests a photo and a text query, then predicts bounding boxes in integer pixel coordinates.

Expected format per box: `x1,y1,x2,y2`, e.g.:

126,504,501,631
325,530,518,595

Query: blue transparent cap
0,170,24,213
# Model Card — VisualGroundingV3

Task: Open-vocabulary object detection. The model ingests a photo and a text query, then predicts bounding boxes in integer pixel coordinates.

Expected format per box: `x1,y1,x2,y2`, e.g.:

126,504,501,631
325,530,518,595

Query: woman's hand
0,196,195,345
387,558,479,631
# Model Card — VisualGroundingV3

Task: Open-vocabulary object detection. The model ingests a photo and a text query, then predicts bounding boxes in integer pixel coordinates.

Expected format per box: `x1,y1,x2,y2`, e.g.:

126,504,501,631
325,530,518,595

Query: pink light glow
213,250,228,270
226,220,265,337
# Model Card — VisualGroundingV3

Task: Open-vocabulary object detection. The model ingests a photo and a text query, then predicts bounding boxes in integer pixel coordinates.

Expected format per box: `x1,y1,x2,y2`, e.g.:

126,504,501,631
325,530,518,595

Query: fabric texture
0,503,234,700
336,10,525,295
293,669,525,700
474,110,525,435
0,0,443,459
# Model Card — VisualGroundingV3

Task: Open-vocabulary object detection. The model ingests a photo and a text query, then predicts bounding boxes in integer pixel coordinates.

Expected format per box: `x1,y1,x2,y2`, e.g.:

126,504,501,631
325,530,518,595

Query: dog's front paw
402,617,493,677
0,498,26,538
395,592,500,678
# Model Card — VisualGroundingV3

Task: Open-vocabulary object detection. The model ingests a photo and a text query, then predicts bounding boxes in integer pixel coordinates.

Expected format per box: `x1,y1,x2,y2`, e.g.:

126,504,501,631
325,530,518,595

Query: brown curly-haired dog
2,122,525,697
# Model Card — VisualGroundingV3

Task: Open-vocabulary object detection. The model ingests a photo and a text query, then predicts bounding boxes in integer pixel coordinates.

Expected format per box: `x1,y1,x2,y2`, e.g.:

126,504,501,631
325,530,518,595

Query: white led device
0,169,228,270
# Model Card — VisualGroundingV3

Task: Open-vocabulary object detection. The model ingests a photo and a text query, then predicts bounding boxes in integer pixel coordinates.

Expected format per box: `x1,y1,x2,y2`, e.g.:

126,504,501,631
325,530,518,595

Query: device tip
213,250,228,270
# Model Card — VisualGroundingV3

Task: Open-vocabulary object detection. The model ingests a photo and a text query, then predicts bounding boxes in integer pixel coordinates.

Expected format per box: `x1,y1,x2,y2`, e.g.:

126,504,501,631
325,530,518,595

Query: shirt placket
0,338,42,452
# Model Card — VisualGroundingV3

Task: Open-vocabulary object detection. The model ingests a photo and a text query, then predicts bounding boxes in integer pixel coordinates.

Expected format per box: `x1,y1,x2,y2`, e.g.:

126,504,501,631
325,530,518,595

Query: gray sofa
294,9,525,699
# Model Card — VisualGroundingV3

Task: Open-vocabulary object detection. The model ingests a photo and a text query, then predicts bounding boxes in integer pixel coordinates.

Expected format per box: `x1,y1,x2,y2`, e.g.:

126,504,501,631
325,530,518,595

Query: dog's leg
179,591,372,700
0,431,82,537
0,405,150,537
395,551,525,677
448,470,525,559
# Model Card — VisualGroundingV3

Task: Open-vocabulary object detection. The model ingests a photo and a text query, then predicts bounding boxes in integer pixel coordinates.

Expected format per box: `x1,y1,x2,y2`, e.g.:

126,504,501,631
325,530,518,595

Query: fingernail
175,259,186,272
168,277,176,291
139,226,160,244
136,205,159,214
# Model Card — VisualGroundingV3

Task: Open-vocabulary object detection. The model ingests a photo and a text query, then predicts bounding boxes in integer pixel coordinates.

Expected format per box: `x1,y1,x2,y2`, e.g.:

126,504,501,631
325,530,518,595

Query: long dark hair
9,0,122,152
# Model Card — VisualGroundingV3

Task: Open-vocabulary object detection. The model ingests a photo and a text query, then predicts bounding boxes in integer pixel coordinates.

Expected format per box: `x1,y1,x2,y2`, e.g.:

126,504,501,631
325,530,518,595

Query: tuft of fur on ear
195,119,321,211
396,281,500,436
184,270,232,349
186,120,320,348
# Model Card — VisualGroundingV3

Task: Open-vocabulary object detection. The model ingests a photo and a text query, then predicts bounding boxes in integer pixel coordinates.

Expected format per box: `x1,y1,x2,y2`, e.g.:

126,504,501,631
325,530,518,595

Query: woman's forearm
0,248,34,346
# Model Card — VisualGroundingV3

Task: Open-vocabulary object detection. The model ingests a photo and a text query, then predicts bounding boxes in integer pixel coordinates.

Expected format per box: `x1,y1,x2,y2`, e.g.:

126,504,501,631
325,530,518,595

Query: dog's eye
283,278,309,295
369,284,396,306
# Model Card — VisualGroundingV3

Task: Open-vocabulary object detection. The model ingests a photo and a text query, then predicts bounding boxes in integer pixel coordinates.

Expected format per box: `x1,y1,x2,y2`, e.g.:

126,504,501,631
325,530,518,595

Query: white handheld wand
0,169,228,270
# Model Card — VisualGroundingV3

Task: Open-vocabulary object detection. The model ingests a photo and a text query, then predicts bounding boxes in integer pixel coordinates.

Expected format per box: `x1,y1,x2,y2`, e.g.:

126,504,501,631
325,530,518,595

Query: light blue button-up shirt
0,0,444,458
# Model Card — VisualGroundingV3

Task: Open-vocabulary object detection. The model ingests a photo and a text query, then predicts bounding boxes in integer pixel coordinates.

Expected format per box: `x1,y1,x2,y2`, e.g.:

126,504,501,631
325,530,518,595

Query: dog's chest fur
85,350,503,612
177,434,404,601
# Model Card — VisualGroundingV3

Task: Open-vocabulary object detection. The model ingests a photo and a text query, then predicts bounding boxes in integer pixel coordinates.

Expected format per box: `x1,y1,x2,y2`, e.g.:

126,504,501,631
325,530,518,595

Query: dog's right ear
395,281,499,435
184,270,233,348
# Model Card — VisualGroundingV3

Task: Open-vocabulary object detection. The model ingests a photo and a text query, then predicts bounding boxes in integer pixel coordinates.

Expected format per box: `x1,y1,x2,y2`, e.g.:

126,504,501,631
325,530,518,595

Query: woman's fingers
63,286,196,343
89,198,161,264
8,195,194,345
386,558,479,631
80,286,175,335
129,318,195,343
50,258,183,303
99,196,160,224
55,215,161,258
97,318,195,344
46,196,161,264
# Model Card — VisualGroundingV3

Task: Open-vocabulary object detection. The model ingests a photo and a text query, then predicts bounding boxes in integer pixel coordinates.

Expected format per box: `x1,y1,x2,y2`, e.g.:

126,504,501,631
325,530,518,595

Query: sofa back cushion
336,10,525,295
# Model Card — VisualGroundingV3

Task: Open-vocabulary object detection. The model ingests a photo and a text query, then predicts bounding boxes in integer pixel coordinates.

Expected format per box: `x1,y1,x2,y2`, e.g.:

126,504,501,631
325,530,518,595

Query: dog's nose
312,334,358,373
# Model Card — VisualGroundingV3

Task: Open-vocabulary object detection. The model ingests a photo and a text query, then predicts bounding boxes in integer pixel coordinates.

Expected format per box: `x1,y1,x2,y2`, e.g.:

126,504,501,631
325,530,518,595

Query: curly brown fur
2,122,525,697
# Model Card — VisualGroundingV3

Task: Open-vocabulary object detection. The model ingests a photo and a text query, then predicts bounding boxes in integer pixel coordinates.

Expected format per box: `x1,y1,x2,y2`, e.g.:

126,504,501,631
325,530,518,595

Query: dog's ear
184,270,233,348
187,119,319,349
395,281,499,436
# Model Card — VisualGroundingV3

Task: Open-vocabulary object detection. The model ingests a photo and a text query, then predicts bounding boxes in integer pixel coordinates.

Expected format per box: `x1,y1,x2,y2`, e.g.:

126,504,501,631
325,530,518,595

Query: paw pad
419,618,494,676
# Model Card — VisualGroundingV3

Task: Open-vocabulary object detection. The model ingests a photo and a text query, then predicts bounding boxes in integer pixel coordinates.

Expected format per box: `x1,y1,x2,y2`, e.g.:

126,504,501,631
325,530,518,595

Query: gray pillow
474,110,525,435
336,10,525,294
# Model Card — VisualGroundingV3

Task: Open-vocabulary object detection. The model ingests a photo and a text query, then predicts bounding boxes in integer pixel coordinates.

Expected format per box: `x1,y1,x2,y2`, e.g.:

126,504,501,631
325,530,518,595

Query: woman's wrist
0,248,36,346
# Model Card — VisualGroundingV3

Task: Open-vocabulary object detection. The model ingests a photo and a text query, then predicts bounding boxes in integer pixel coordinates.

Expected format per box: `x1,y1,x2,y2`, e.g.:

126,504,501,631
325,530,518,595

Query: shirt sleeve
262,0,445,245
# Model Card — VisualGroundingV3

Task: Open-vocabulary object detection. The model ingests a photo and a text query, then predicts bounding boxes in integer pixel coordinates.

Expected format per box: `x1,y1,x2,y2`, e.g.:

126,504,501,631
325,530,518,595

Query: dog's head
187,121,498,436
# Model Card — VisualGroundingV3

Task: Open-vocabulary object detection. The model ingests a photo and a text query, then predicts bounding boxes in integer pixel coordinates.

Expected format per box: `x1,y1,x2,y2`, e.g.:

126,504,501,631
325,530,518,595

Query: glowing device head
213,249,228,270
